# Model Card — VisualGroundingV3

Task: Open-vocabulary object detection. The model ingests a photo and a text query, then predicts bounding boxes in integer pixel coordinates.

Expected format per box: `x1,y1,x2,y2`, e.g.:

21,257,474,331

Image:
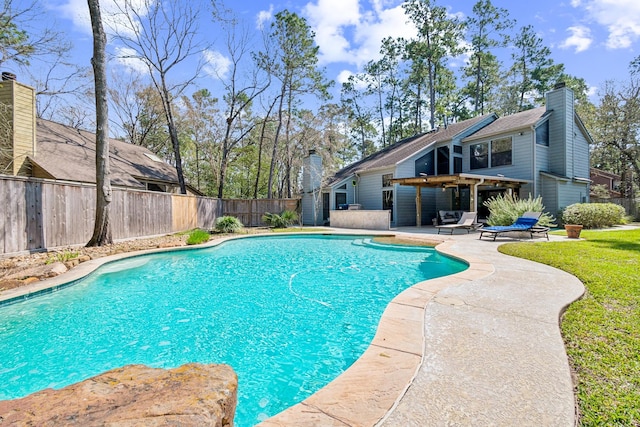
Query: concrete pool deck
260,227,585,427
1,228,587,426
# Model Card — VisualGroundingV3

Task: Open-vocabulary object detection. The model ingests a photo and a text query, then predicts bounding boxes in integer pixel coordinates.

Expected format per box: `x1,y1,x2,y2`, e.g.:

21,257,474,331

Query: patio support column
470,184,476,213
471,177,484,213
415,186,422,227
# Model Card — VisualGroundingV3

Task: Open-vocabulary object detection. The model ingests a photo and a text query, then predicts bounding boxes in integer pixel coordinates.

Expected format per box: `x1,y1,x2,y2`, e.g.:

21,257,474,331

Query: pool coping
0,231,489,426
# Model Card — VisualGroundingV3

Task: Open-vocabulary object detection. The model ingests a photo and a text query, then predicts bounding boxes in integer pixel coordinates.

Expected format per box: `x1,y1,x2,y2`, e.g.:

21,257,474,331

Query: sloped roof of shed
29,119,179,188
330,114,493,184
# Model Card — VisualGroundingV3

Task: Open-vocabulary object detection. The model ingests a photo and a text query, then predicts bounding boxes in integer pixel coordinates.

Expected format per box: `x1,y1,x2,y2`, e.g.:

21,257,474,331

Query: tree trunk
254,97,278,199
267,82,287,199
162,82,187,194
87,0,112,247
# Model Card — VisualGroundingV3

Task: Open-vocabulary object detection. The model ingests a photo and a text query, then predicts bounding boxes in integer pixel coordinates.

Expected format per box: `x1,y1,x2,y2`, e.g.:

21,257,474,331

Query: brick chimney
0,73,36,175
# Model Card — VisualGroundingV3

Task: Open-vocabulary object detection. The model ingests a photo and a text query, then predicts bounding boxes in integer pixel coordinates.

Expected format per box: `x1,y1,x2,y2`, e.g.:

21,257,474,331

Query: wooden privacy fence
0,175,299,255
223,198,301,227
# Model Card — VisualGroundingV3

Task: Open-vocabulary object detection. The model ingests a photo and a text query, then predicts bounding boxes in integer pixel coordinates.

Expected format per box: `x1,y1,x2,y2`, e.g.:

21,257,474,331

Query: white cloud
203,50,232,79
575,0,640,49
560,25,593,52
336,69,354,85
303,0,414,68
256,5,274,30
114,46,148,74
303,0,361,64
53,0,149,40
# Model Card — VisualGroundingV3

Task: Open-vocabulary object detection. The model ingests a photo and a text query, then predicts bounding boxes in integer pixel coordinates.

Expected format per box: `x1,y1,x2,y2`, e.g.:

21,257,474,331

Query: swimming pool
0,234,467,426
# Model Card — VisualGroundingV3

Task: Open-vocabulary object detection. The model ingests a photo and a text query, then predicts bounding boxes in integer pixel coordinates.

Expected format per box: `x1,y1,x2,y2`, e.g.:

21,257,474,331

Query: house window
437,146,450,175
491,137,512,167
335,192,347,209
382,173,393,188
536,121,549,146
146,183,166,192
453,145,462,154
383,190,393,221
454,157,462,173
414,150,435,176
470,143,488,169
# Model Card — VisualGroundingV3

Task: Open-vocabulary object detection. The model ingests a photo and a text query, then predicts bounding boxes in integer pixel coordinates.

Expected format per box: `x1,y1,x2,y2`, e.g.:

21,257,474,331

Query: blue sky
33,0,640,104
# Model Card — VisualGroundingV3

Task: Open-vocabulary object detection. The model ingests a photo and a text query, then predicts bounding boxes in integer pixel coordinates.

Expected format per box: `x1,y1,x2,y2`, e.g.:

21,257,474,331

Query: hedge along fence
0,175,299,255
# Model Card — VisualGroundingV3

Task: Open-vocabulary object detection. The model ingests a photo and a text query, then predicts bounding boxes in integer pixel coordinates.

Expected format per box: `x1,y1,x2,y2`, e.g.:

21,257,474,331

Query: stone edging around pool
257,237,495,427
0,232,493,427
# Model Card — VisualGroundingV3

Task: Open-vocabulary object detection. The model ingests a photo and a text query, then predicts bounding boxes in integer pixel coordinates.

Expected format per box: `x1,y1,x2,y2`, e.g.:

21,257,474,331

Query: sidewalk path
379,231,584,426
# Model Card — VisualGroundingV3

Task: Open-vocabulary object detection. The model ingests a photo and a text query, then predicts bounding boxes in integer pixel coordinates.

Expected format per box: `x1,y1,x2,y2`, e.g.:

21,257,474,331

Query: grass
45,250,79,264
499,228,640,426
186,229,211,245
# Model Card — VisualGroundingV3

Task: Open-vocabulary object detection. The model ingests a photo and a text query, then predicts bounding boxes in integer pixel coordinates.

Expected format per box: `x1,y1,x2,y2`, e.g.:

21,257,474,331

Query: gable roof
330,114,494,184
462,107,548,142
28,119,179,189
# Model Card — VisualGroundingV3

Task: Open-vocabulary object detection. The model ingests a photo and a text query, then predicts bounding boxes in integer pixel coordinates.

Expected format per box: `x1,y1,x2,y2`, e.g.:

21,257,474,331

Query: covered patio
391,173,531,227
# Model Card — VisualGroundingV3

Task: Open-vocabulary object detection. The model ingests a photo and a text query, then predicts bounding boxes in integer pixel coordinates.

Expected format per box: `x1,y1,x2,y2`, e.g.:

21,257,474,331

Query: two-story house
302,83,591,227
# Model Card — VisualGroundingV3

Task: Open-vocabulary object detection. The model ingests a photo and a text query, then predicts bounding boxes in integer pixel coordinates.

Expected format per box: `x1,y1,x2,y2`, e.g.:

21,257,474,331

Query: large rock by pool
0,363,237,426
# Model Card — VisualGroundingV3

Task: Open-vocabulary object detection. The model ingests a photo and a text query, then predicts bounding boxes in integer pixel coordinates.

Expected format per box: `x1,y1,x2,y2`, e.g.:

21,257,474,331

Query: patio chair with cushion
436,211,481,235
478,216,543,241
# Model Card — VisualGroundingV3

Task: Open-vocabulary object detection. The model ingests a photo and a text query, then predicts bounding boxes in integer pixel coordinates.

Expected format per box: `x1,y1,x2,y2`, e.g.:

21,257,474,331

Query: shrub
484,193,556,226
280,209,299,226
214,216,243,233
186,229,210,245
45,250,79,265
262,210,299,228
561,203,626,229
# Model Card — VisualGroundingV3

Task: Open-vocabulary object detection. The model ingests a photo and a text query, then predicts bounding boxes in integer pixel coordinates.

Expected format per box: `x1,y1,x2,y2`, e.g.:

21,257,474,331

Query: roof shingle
29,119,179,188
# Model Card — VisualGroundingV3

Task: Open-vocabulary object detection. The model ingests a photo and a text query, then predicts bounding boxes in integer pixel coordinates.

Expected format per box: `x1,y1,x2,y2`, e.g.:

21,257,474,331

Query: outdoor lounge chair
436,211,481,235
478,216,544,241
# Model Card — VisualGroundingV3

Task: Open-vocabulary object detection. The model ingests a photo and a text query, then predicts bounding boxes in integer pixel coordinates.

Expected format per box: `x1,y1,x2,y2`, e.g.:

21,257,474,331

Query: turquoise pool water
0,234,467,426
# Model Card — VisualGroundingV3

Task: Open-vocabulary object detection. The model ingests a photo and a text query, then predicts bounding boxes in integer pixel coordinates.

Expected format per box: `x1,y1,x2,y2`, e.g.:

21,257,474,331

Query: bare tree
108,72,168,154
32,54,93,121
1,0,91,122
86,0,113,246
110,0,207,194
213,16,270,198
0,0,60,68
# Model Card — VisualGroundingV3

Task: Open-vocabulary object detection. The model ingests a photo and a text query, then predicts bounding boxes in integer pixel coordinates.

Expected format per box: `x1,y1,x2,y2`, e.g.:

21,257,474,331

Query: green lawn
499,229,640,426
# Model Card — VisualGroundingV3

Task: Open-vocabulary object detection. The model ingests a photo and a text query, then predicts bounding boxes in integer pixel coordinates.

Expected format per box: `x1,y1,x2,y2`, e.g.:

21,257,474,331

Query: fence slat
0,176,301,255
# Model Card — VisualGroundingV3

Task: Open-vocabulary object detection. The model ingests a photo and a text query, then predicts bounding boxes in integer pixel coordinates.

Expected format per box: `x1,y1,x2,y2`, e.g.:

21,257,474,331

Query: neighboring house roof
28,119,180,189
462,107,547,142
330,114,494,185
590,167,620,180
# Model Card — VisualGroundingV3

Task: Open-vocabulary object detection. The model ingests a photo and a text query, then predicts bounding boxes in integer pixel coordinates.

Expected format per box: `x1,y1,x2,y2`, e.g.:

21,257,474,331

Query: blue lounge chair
479,217,545,241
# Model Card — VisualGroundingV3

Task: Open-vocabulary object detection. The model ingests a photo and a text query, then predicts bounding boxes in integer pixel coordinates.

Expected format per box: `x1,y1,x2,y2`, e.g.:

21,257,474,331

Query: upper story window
337,183,347,190
491,137,512,167
536,121,549,146
414,150,435,176
454,157,463,173
437,146,450,175
382,173,393,188
470,142,488,170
